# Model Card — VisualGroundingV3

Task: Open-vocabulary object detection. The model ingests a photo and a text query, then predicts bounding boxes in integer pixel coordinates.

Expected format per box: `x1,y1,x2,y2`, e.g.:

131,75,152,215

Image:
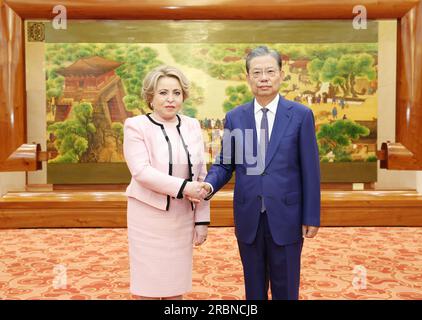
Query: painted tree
111,122,124,150
308,53,376,97
48,102,96,163
338,53,376,97
317,120,370,162
307,58,324,92
182,82,204,118
168,44,246,81
223,84,254,113
123,94,142,112
46,66,64,103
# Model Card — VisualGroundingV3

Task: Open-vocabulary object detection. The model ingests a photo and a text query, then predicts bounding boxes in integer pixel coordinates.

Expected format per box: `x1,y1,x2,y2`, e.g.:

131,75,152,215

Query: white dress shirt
254,94,279,144
204,95,280,198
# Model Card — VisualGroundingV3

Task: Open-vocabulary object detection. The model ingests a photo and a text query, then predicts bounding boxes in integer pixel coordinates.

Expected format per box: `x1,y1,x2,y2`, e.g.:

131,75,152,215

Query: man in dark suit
202,46,320,300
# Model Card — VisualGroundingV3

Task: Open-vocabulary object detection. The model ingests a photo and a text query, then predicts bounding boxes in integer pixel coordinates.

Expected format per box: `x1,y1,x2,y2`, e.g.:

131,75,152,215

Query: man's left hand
302,225,319,238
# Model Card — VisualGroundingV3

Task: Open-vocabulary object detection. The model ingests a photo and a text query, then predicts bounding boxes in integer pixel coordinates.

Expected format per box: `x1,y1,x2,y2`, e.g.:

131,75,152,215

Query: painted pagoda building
55,56,130,123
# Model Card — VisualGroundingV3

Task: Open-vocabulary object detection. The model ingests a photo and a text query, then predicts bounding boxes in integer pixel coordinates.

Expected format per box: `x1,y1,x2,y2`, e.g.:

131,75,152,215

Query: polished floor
0,227,421,300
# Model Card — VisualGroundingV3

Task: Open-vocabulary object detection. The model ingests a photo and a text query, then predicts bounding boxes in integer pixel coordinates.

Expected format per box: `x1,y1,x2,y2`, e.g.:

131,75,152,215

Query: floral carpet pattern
0,227,421,300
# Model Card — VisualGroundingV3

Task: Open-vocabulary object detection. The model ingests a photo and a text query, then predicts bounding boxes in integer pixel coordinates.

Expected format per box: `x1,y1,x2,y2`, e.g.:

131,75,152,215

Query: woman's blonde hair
142,65,190,109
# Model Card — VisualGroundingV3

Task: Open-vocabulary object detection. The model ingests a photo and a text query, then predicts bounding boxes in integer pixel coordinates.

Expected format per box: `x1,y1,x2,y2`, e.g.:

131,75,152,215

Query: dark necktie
260,108,269,213
260,108,269,158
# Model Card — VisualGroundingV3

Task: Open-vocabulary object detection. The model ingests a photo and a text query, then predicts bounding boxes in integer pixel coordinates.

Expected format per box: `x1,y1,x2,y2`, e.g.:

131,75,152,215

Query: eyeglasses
250,69,279,79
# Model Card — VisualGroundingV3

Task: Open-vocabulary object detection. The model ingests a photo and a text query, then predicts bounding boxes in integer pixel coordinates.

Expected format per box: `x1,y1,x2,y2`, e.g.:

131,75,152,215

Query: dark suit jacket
205,95,321,245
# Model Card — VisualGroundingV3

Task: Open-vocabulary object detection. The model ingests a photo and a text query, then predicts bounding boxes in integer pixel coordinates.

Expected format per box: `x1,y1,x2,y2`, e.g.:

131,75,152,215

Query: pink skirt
127,196,194,297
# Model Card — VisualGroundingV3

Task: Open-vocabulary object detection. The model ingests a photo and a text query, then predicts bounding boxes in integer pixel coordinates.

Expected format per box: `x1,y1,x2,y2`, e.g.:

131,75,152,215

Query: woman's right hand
183,181,208,203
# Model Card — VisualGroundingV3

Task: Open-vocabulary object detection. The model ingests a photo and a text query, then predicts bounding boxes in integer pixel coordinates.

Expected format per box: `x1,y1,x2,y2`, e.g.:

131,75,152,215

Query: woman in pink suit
123,65,210,300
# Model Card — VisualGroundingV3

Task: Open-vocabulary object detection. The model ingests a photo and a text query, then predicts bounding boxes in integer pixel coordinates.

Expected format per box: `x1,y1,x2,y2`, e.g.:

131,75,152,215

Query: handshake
183,181,212,203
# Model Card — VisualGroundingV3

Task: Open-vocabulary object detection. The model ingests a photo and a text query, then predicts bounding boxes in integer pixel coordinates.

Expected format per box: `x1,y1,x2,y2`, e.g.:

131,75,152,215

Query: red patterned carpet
0,227,421,300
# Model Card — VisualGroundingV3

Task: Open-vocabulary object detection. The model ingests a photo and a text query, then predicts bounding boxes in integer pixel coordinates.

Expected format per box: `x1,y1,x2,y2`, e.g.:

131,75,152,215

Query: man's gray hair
245,46,282,74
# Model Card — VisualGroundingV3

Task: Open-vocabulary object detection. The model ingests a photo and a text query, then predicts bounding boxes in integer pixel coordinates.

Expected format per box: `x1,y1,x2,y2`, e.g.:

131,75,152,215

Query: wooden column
382,0,422,169
0,1,33,171
0,1,48,171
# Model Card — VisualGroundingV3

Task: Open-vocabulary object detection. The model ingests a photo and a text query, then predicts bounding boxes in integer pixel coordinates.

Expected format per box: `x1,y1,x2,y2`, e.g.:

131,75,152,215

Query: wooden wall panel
0,1,27,169
395,0,422,166
3,0,419,19
1,190,421,228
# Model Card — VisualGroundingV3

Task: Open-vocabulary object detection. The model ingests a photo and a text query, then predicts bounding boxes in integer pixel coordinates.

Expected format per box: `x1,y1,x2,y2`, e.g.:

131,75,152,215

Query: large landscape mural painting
45,40,378,183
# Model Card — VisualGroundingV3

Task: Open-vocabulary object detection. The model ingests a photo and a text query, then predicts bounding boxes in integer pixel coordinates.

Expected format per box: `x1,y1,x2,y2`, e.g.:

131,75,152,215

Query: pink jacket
123,114,210,223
